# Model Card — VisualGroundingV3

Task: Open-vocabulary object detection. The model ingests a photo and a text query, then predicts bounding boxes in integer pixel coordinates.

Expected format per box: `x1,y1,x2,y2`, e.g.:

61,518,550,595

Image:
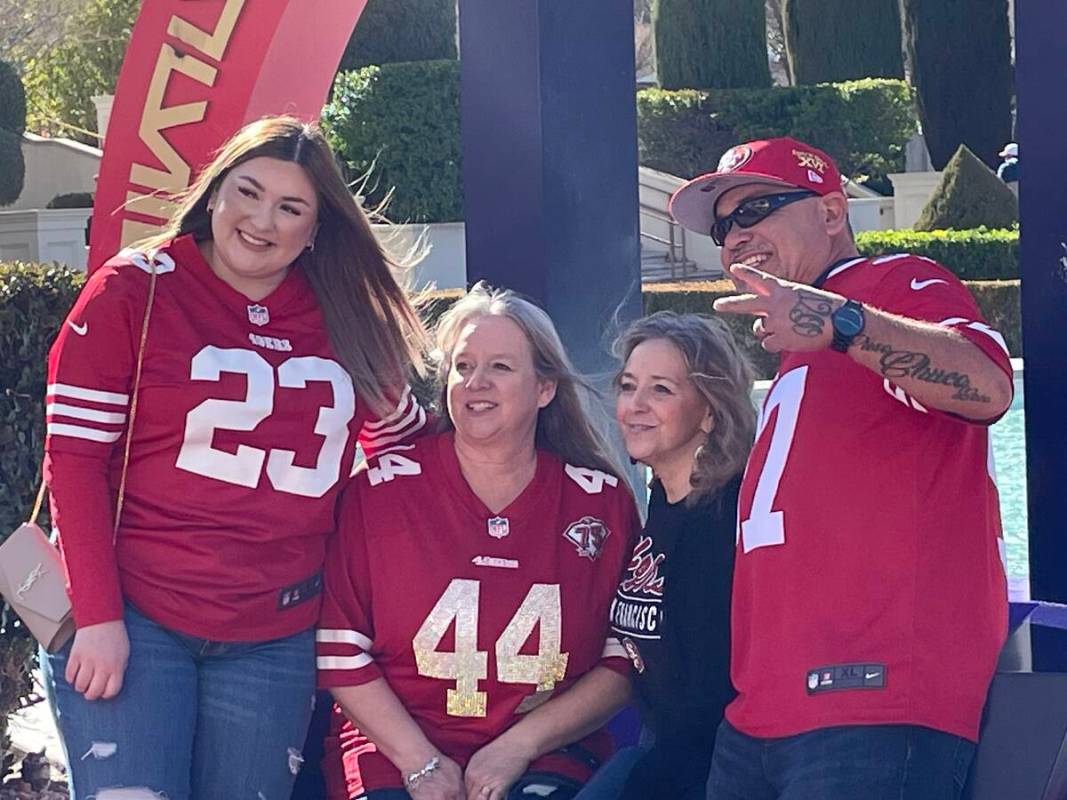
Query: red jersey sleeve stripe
361,385,413,432
361,405,427,450
46,403,127,425
602,637,627,660
46,423,123,443
47,383,129,406
938,317,1011,358
317,628,373,649
318,653,375,670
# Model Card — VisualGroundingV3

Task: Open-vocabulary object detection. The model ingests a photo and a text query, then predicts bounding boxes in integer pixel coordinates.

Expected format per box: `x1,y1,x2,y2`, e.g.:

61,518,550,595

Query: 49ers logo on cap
717,145,753,173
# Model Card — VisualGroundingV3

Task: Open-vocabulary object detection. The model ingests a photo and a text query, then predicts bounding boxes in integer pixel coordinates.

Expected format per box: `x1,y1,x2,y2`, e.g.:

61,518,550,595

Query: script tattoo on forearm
858,336,991,403
789,291,834,338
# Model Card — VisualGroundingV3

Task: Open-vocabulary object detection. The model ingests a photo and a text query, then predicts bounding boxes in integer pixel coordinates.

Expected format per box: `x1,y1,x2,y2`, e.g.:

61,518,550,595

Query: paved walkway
8,674,66,778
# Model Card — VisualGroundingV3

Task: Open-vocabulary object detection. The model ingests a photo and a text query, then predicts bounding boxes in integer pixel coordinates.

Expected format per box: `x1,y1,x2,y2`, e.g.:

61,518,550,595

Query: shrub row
322,65,918,223
855,226,1018,281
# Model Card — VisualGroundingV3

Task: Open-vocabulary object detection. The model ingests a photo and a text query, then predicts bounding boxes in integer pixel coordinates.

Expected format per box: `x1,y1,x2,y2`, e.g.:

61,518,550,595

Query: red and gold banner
88,0,367,271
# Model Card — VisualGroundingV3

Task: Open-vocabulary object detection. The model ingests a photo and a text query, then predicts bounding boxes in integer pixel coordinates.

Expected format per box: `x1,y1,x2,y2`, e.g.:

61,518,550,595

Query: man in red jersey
669,137,1012,800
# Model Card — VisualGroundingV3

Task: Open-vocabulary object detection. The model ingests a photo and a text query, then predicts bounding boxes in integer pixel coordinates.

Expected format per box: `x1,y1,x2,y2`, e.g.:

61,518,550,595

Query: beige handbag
0,258,158,653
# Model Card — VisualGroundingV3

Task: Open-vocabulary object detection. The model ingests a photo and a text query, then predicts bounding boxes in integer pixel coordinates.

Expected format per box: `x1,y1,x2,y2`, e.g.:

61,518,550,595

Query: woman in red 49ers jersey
42,117,429,800
317,283,640,800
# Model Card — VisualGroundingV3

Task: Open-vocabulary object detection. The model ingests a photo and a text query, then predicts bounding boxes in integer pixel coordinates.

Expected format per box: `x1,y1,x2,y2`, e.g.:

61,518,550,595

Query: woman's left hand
463,735,534,800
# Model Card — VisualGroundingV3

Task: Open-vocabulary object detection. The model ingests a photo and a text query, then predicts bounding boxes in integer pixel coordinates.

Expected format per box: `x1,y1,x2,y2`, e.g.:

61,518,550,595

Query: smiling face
715,183,850,286
615,337,712,480
202,156,319,299
446,314,557,451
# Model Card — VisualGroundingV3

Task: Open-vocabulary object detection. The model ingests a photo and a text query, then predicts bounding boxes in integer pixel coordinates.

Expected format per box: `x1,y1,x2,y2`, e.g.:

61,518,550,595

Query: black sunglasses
710,190,818,246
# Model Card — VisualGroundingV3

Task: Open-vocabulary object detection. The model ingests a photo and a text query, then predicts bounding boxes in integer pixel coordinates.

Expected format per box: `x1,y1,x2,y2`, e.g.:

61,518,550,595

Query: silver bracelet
402,755,440,791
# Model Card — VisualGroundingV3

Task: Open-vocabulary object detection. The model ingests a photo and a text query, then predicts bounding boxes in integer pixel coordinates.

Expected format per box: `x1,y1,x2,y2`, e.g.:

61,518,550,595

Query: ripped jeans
41,603,316,800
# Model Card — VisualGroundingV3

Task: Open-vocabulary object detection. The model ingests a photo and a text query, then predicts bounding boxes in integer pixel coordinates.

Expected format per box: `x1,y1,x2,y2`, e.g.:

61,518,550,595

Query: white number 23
176,346,355,497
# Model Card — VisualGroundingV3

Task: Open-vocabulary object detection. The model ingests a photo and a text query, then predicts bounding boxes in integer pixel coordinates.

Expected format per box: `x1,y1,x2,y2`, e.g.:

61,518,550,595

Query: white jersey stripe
47,423,122,443
316,628,373,650
317,654,375,670
47,402,127,425
361,398,424,442
48,383,129,407
363,385,413,432
363,405,427,450
602,637,627,659
938,318,1011,357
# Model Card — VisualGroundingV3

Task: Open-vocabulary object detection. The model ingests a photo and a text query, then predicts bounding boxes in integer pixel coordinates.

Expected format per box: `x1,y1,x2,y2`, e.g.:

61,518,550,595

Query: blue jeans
41,604,316,800
707,719,976,800
361,773,583,800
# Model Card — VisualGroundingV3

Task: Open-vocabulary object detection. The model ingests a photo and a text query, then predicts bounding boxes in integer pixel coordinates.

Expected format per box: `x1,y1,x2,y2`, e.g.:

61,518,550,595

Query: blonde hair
434,282,622,478
137,115,427,415
614,312,755,504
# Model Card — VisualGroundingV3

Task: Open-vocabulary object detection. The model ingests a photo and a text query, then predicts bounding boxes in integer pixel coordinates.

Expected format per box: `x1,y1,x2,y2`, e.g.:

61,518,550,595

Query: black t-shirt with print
609,475,740,799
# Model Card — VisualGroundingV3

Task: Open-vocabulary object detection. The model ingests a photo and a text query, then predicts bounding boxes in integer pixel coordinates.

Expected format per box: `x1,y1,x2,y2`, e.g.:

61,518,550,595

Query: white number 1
740,366,807,553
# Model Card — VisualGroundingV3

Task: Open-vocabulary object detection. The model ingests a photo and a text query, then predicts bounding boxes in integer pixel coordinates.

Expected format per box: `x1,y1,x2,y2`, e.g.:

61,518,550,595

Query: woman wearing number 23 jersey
42,117,428,800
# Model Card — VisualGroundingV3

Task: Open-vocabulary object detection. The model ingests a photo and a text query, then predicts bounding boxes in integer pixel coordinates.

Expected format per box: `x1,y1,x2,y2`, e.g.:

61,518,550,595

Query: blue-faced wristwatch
830,299,865,352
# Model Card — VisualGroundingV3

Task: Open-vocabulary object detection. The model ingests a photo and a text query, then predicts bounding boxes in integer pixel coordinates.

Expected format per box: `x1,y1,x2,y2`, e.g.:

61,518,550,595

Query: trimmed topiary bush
0,129,25,207
340,0,456,72
323,60,462,224
856,226,1018,280
654,0,771,90
914,145,1018,231
47,191,95,209
0,60,27,137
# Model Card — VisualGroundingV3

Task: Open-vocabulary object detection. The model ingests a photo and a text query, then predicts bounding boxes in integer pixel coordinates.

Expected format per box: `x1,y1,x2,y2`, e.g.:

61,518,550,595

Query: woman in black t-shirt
577,312,756,800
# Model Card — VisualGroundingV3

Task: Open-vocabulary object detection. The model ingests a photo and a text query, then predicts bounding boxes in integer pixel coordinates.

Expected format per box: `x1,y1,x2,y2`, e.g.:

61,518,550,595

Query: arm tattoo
789,290,834,338
857,336,991,403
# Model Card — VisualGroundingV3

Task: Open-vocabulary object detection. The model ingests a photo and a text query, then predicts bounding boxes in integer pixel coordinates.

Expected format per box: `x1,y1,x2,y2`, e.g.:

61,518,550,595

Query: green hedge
323,69,916,224
856,227,1018,280
323,60,462,224
638,78,917,194
0,262,84,772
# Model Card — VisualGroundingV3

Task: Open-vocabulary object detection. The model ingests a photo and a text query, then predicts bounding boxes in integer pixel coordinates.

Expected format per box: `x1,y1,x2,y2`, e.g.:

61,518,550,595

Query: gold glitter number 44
413,579,569,718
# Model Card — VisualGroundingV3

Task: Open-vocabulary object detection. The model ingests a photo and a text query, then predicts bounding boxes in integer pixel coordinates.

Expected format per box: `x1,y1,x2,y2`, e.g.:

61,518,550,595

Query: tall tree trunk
654,0,771,89
900,0,1013,170
783,0,903,84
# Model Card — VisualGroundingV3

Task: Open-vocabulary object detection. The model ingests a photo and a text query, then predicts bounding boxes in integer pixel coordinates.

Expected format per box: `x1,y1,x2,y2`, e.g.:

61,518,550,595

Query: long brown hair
434,282,623,480
614,312,756,504
138,115,426,414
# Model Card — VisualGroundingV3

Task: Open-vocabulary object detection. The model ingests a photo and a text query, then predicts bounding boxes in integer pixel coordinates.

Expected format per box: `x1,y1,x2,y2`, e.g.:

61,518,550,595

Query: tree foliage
21,0,139,142
654,0,771,89
0,61,26,206
783,0,903,84
900,0,1013,170
340,0,456,72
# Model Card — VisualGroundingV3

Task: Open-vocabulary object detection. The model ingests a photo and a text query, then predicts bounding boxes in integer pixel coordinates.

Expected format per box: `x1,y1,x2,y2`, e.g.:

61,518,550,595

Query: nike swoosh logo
68,320,88,336
910,278,947,290
866,672,881,680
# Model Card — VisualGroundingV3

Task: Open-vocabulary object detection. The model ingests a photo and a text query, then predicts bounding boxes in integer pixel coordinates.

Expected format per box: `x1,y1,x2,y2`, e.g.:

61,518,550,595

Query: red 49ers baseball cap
669,136,845,235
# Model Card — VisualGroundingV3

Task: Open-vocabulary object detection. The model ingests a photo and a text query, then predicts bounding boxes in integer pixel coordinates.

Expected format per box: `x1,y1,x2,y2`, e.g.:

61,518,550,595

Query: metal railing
639,180,694,280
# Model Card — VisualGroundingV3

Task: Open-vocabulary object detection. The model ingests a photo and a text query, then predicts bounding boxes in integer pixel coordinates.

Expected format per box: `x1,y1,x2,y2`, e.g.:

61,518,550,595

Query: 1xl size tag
806,663,886,694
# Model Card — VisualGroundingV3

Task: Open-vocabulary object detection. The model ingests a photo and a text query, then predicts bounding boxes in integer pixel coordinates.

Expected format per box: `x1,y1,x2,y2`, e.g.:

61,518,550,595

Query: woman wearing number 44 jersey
316,283,641,800
42,116,429,800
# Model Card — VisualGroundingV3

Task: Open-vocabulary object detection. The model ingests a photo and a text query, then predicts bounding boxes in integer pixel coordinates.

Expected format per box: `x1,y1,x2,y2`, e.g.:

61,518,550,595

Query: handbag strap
29,255,159,545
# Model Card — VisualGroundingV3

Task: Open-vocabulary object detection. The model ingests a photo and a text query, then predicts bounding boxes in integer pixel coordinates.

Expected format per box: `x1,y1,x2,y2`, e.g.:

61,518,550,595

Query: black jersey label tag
277,572,323,610
806,663,886,694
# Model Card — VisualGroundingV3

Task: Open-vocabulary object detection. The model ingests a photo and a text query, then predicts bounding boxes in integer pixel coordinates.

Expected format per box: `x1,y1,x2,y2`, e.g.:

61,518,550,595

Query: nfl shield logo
487,516,510,539
247,304,270,326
